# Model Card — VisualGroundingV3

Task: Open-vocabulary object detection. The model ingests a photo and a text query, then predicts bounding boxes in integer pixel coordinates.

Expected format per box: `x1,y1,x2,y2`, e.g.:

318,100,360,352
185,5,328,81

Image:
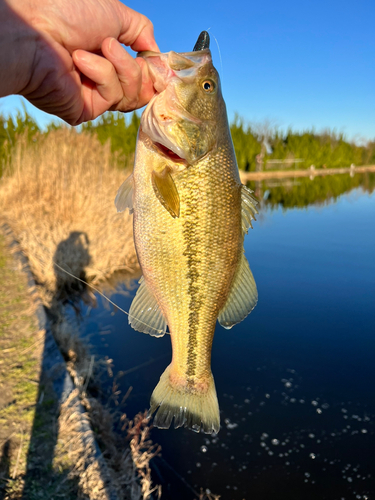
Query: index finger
115,4,160,53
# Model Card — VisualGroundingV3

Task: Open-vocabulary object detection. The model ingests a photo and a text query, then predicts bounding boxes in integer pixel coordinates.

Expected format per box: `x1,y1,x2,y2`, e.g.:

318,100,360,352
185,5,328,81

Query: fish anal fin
129,276,167,337
115,173,134,213
218,252,258,329
149,365,220,434
151,167,180,218
241,185,258,234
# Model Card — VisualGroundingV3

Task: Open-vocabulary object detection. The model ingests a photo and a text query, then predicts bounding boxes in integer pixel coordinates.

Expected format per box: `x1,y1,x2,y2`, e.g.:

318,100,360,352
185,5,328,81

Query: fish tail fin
148,364,220,434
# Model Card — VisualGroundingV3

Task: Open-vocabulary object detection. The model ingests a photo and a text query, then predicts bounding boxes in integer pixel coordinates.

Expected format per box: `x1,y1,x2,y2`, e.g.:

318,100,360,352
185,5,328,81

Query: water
78,173,375,499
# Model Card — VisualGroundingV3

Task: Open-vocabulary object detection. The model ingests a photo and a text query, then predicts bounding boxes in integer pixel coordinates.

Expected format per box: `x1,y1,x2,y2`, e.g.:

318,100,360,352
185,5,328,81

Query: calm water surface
79,174,375,499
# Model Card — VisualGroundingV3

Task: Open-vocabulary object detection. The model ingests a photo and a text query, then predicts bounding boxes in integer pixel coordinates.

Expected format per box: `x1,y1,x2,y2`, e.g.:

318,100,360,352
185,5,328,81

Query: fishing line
206,28,224,83
14,161,164,334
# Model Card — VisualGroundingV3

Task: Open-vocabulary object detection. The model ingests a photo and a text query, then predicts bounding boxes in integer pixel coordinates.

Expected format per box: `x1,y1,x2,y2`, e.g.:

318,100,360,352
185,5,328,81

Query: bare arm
0,0,158,125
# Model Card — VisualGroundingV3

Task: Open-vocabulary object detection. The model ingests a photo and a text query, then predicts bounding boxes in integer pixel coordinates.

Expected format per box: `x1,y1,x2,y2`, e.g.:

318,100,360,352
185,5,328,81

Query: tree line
1,111,375,175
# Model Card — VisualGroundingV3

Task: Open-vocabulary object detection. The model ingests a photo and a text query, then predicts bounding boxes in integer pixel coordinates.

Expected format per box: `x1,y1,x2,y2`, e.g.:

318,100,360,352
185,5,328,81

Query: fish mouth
154,142,187,163
138,33,214,165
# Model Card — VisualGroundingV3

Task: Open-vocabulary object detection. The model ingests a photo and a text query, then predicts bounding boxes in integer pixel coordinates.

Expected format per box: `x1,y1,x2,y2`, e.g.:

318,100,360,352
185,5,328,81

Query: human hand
1,0,159,125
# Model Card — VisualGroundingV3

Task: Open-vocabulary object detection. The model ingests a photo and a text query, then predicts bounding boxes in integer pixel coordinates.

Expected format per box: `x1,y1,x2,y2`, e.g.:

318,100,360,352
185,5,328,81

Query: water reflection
72,173,375,499
249,172,375,210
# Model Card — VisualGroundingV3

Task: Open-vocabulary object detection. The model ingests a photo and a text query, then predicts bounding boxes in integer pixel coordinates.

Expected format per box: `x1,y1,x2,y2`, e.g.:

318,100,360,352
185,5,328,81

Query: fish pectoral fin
241,185,258,233
218,252,258,329
129,277,167,337
115,173,134,213
151,168,180,218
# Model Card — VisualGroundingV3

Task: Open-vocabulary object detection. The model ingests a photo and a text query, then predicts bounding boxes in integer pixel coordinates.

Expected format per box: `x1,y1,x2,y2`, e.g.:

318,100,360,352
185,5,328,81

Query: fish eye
202,80,215,93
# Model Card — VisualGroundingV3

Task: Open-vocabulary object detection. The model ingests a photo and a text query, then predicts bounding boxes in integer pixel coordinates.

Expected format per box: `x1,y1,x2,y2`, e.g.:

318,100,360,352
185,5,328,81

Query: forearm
0,0,37,97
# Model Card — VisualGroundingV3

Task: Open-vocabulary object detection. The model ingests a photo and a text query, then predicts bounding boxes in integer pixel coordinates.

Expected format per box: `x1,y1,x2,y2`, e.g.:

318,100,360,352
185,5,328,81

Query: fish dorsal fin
152,168,180,218
218,252,258,329
241,185,258,233
115,173,134,213
129,277,167,337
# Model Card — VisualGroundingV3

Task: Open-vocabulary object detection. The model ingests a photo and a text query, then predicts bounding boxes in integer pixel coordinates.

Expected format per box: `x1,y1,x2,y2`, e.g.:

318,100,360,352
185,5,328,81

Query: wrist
0,0,38,97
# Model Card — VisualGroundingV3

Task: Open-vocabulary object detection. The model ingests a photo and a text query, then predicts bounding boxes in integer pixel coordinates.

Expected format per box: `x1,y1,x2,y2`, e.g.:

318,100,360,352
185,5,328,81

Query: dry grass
0,128,138,297
56,391,161,500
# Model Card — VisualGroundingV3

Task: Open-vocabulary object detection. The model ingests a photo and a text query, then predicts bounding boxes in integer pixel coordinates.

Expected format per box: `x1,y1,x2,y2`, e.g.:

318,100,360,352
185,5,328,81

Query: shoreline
239,164,375,182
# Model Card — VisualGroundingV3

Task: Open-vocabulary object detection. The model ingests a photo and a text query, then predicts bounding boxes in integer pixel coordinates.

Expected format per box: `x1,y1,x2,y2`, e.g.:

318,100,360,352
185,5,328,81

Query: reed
0,128,137,297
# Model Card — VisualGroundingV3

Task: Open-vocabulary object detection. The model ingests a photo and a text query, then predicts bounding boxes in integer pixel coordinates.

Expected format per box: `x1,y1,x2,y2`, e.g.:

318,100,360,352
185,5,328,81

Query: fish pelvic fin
148,365,220,434
129,277,167,337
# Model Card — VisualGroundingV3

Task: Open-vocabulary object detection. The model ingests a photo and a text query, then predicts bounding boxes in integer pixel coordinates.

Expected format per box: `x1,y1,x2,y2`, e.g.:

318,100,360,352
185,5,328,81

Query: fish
115,31,258,434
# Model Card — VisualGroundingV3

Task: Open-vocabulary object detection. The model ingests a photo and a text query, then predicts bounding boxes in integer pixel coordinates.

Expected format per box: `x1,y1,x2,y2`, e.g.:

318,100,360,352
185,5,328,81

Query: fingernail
108,38,123,58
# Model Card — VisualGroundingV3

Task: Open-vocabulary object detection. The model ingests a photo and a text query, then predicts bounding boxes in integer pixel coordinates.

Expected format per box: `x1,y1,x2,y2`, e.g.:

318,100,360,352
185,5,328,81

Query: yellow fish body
116,32,258,434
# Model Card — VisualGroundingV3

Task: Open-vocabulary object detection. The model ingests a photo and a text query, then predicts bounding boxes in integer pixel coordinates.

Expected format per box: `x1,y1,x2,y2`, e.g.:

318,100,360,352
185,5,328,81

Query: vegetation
1,111,375,180
249,172,375,210
0,126,138,297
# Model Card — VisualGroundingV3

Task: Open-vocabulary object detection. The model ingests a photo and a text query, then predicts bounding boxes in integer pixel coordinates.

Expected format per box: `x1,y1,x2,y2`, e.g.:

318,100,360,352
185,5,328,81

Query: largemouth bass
116,31,258,434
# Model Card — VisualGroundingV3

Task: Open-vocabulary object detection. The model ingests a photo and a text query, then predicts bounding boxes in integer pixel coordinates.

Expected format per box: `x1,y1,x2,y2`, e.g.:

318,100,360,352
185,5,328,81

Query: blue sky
1,0,374,141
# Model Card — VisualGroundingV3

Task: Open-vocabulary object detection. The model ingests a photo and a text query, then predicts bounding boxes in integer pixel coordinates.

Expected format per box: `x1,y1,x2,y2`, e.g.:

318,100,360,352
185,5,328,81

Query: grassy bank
0,234,79,498
0,128,137,300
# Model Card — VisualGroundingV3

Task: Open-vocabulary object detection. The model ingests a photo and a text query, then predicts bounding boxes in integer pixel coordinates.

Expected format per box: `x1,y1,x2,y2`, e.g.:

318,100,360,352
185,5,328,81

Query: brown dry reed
0,128,138,299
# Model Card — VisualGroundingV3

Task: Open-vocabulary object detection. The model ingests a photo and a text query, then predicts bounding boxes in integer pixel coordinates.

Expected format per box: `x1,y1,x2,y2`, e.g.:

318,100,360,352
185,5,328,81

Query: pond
78,172,375,499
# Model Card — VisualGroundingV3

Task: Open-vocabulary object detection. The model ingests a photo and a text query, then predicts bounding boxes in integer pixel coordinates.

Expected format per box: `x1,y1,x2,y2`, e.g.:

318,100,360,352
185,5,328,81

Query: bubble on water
187,470,191,474
230,456,235,460
322,403,330,409
226,422,238,430
316,408,322,414
272,439,280,445
305,472,310,478
265,393,270,398
200,446,208,453
196,463,201,467
299,399,305,404
308,433,315,438
342,408,348,413
361,429,368,433
347,477,353,482
268,451,274,456
290,398,296,403
260,442,266,448
284,382,292,388
331,433,336,437
279,453,284,457
311,400,318,406
310,453,316,459
261,433,269,439
286,461,290,465
244,398,250,404
300,444,305,448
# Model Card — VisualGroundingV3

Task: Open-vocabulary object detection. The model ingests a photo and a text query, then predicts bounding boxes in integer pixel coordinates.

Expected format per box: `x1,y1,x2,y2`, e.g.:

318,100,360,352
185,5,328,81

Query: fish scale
116,33,258,433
